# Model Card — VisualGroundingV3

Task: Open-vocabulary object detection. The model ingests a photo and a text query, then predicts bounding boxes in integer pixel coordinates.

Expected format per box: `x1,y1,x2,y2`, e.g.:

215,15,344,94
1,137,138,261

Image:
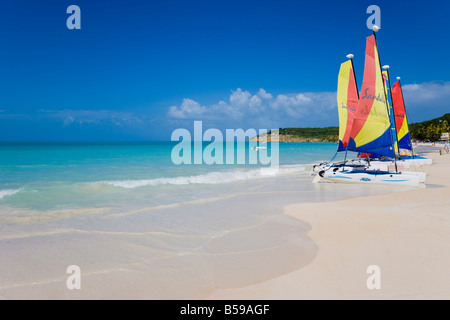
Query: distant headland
251,113,450,143
250,127,338,143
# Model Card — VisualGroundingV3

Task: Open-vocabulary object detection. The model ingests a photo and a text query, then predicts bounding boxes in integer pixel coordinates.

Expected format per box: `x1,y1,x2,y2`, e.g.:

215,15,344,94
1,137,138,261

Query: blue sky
0,0,449,141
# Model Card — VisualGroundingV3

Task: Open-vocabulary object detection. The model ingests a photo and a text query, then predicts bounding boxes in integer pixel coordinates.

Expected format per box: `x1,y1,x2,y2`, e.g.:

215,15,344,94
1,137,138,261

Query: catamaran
313,26,424,187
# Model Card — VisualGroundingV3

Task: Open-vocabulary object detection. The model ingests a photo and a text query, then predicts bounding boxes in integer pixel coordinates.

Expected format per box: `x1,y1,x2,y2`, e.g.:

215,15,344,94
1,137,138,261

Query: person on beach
445,140,449,154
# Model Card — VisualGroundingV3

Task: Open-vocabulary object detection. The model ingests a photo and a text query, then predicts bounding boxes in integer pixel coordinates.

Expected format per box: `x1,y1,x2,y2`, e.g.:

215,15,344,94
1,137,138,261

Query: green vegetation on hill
270,127,339,142
409,113,450,141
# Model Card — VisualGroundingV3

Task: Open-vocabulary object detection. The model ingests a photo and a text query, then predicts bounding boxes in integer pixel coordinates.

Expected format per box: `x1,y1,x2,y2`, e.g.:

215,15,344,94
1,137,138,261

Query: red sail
392,81,406,131
392,81,412,150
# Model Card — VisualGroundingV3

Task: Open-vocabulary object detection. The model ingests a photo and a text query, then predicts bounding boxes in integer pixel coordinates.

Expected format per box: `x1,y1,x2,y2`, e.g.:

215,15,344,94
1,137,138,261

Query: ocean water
0,142,338,211
0,142,395,299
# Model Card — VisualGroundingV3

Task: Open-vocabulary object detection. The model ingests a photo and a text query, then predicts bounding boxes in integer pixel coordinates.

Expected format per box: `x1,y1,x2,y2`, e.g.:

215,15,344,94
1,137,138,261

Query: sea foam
0,189,23,199
102,165,305,189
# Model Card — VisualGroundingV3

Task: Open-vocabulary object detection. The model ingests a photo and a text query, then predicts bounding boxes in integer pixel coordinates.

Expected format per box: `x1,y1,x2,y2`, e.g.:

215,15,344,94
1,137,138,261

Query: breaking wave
102,165,306,189
0,189,23,199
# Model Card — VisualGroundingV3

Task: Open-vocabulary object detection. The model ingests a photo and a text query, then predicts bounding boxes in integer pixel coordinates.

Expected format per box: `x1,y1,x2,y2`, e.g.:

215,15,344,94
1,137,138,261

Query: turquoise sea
0,142,340,211
0,142,395,299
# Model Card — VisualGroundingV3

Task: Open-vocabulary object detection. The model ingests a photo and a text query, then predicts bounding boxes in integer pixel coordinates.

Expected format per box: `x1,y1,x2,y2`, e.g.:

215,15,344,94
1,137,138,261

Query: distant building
441,132,449,141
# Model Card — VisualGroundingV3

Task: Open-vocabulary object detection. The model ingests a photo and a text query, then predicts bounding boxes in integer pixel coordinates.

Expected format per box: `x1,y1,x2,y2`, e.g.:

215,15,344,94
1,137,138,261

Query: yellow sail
337,60,358,151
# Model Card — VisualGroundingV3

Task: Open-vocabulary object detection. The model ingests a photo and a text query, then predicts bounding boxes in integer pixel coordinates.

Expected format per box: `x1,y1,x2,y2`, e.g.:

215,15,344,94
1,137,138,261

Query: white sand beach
210,151,450,299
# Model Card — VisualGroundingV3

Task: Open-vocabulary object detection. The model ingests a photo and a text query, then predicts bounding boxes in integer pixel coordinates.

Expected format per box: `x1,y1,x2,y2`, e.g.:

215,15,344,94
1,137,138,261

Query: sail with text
392,80,413,153
347,35,395,158
337,60,359,152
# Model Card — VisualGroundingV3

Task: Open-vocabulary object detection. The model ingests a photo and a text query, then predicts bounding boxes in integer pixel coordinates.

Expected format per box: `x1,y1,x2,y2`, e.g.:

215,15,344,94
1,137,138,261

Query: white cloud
249,95,262,108
168,98,207,119
271,93,311,110
402,81,450,103
257,88,273,100
41,109,145,127
400,81,450,121
229,88,252,106
167,88,336,128
167,81,450,129
63,115,75,126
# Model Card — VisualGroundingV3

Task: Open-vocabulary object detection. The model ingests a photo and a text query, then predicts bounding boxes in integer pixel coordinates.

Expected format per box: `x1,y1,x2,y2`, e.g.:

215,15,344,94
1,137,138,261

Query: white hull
343,164,426,183
316,169,420,187
398,171,426,183
312,157,430,185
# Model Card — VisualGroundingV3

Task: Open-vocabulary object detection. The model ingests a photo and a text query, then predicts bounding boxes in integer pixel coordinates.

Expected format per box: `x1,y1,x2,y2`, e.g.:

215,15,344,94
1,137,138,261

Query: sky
0,0,449,141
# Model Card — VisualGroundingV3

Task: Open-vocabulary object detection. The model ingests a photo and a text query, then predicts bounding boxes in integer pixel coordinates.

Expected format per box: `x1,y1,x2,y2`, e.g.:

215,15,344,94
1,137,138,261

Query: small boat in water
251,146,266,151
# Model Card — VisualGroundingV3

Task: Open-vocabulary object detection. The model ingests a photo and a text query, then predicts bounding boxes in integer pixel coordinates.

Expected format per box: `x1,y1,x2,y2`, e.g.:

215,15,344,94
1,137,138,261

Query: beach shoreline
209,150,450,299
0,145,448,300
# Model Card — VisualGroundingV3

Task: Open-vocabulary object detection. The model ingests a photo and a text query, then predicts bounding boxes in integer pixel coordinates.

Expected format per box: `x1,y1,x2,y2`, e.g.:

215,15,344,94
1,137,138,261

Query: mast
372,26,398,173
396,76,416,158
344,54,359,164
347,53,371,165
332,54,359,164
